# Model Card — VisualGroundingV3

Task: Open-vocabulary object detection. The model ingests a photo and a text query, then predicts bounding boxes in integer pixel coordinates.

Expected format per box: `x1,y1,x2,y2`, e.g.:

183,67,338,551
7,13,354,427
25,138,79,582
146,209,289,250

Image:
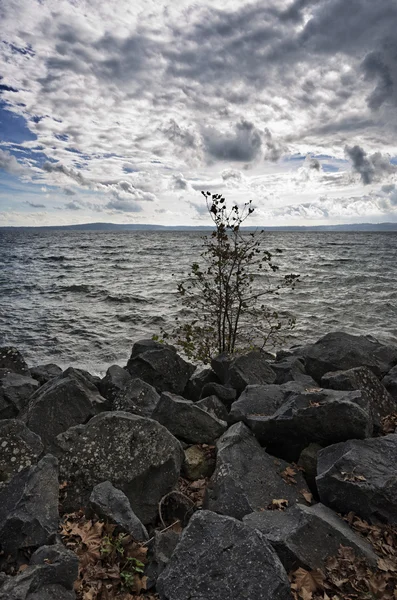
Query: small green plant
120,558,145,590
161,191,299,362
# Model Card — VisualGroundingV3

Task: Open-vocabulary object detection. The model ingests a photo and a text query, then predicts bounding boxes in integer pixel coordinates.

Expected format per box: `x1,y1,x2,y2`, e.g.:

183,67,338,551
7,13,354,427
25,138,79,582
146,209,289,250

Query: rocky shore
1,331,397,599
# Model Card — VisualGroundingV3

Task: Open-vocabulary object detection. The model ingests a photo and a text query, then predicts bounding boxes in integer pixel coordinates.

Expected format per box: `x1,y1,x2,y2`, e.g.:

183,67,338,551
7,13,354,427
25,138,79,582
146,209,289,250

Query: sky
1,0,397,227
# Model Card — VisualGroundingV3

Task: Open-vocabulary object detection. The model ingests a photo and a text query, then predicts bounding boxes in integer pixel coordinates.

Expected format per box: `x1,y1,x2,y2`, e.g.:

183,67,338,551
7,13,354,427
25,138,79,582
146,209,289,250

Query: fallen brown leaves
381,412,397,435
60,511,158,600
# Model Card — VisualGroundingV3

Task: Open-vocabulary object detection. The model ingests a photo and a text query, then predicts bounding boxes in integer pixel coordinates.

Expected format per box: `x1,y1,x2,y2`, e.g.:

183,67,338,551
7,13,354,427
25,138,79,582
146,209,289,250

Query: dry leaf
293,568,324,593
268,498,289,510
301,489,313,504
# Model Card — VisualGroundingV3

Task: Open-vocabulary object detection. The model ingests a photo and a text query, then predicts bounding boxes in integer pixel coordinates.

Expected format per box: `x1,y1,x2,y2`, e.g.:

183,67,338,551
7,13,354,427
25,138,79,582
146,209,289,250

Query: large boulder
146,530,181,587
113,377,160,418
98,364,131,402
272,356,317,386
23,368,108,450
229,381,306,424
183,368,220,401
316,433,397,523
53,411,184,524
195,395,229,422
211,351,276,395
303,332,397,382
157,510,292,600
152,392,227,444
126,339,195,394
199,382,236,408
88,481,148,541
29,363,62,386
243,502,377,571
204,422,310,519
0,420,43,483
0,541,78,600
247,388,373,461
0,455,59,558
0,373,40,419
382,365,397,401
321,366,397,430
0,347,29,375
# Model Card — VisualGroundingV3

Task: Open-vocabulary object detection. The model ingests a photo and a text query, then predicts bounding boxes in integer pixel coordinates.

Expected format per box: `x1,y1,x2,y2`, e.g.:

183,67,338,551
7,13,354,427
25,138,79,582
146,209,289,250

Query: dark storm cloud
263,128,284,162
345,144,397,184
203,120,261,162
25,201,46,208
105,198,143,212
64,201,81,210
64,187,76,196
43,161,90,186
309,158,321,170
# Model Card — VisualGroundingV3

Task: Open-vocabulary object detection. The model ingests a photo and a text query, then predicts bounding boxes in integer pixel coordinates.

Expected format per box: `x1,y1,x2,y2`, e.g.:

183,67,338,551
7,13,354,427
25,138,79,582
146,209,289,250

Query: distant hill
1,222,397,232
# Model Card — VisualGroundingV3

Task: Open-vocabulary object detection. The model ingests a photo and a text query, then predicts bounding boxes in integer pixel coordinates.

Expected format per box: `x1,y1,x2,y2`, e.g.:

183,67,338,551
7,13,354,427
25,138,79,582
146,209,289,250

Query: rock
24,368,108,450
195,395,229,422
53,411,184,524
126,341,196,394
183,445,216,480
211,351,276,395
382,365,397,401
0,455,59,558
204,422,310,519
152,392,227,444
272,356,317,386
0,347,29,376
63,366,101,388
321,366,397,430
0,373,40,419
146,530,181,587
113,377,160,418
229,381,306,424
29,364,62,386
303,331,397,382
98,364,131,402
243,503,377,571
183,368,220,401
0,540,78,600
199,382,236,408
157,510,292,600
0,420,43,483
247,388,373,462
316,433,397,523
88,481,148,541
298,443,323,495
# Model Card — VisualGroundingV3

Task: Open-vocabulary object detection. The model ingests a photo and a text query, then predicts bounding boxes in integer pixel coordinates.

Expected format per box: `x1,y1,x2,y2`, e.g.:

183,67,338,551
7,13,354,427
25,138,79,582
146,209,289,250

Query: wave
59,284,92,293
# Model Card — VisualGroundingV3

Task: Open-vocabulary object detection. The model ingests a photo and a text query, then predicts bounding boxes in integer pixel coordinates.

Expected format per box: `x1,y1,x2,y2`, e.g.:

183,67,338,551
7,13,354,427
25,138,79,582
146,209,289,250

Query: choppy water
1,230,397,374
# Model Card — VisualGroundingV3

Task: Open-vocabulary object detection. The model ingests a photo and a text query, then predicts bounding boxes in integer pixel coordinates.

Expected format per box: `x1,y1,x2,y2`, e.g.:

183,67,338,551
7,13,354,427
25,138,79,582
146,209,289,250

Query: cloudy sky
1,0,397,227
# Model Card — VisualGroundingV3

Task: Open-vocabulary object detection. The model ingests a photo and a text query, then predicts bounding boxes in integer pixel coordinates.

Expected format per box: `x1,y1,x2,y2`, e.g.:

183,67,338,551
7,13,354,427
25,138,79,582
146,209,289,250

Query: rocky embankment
1,331,397,599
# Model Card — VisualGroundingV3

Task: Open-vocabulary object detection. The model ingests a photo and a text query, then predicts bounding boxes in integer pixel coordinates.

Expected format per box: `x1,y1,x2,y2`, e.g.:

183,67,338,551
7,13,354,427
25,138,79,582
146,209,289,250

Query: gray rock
98,364,131,402
152,392,227,444
126,340,196,394
303,331,397,382
184,368,220,401
321,366,397,430
0,420,43,483
243,502,377,571
146,530,181,587
211,351,276,395
298,443,323,495
24,368,108,450
0,540,78,600
247,388,373,462
0,373,40,419
89,481,148,541
199,382,236,408
183,445,216,480
0,347,29,376
29,364,62,386
157,510,292,600
0,455,59,558
272,356,317,386
113,377,160,418
195,395,229,422
53,411,184,524
204,422,310,519
382,365,397,401
316,434,397,523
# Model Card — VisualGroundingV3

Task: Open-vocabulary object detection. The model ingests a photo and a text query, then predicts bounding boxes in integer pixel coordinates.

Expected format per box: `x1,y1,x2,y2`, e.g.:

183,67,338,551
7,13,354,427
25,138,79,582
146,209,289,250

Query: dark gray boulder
152,392,227,444
53,411,184,524
204,422,310,519
98,364,131,402
0,347,29,376
29,364,62,386
303,331,397,382
146,530,181,587
247,388,373,461
0,373,40,419
316,433,397,523
211,351,276,395
199,382,236,408
88,481,148,541
321,366,397,430
272,356,317,386
298,443,323,495
195,395,229,422
0,540,78,600
113,377,160,418
157,510,292,600
382,365,397,401
0,455,59,558
24,368,108,450
243,502,377,571
63,366,101,388
0,420,43,483
184,368,220,401
126,341,196,394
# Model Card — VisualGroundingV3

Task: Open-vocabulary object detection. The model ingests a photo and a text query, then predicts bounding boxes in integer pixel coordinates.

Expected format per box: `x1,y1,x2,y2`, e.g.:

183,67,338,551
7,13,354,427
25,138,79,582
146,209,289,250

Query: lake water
1,229,397,375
